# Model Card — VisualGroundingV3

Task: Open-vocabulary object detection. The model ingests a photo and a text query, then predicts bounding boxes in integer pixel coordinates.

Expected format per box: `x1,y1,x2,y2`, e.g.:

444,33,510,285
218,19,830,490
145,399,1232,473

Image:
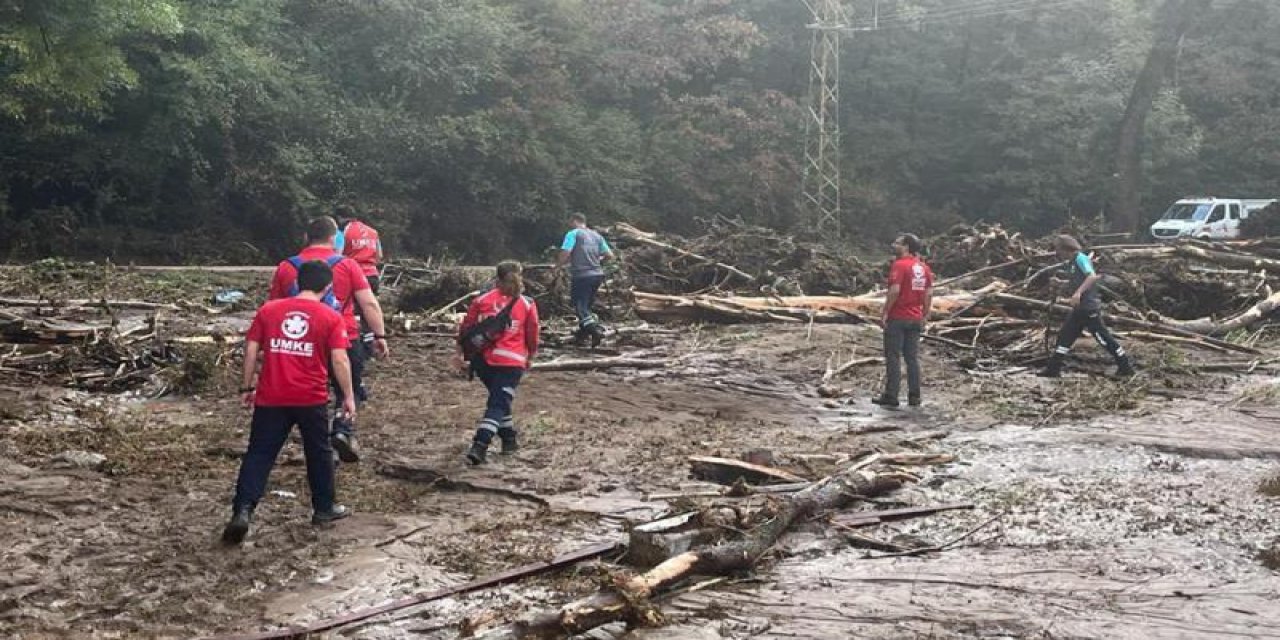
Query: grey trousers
883,319,923,401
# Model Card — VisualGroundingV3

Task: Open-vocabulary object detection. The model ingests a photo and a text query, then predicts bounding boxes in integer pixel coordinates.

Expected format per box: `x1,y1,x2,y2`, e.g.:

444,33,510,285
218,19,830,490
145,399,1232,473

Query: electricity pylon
800,0,852,236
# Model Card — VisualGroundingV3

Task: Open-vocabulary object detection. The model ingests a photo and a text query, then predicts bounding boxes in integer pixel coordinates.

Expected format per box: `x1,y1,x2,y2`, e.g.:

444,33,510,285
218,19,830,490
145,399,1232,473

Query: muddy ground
2,273,1280,639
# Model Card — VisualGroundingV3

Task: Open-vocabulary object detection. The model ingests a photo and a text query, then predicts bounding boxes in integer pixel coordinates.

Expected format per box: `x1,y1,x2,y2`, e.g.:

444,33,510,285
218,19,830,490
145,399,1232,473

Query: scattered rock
50,450,107,471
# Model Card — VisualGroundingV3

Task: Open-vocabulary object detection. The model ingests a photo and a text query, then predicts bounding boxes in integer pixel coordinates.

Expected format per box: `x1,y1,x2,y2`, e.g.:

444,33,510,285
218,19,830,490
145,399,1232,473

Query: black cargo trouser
1053,307,1126,361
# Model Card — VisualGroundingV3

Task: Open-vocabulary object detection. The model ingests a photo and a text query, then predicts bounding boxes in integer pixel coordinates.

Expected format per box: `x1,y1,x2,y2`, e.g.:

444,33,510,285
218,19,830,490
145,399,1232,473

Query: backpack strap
285,256,305,297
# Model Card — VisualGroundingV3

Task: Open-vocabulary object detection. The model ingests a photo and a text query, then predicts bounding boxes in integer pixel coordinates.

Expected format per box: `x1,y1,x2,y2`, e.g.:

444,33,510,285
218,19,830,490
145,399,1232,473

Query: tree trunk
476,470,907,639
632,283,1006,325
1109,0,1205,235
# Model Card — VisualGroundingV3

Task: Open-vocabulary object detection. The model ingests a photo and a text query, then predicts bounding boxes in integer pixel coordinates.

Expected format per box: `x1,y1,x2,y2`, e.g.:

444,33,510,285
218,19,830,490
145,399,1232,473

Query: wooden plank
687,455,808,486
831,502,975,528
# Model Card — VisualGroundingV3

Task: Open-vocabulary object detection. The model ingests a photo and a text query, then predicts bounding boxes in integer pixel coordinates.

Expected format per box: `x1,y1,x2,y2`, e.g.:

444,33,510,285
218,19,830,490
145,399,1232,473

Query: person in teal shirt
555,213,614,346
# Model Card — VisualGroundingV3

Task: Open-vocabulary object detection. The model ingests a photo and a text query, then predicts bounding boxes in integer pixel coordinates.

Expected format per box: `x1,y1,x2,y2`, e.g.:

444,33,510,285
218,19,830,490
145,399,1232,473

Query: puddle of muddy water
641,402,1280,639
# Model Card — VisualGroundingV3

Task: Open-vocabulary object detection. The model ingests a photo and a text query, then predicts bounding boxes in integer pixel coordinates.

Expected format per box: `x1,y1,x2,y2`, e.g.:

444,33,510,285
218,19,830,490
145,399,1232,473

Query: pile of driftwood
925,223,1038,277
608,219,880,297
628,230,1280,373
0,299,208,392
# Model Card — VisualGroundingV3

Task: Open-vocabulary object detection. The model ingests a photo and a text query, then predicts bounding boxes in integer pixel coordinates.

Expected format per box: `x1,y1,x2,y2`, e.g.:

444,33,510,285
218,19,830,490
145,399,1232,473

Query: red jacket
460,289,540,368
342,219,381,276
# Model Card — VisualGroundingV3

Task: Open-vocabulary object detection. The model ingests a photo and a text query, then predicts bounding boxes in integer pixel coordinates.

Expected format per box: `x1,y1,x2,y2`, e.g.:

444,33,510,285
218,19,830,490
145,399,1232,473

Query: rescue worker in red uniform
223,260,355,545
454,261,540,465
338,213,384,370
873,233,934,409
338,214,384,293
268,217,389,463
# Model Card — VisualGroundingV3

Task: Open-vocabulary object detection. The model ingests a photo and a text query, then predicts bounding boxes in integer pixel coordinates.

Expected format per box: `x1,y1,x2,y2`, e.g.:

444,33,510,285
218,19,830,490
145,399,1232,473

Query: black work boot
1114,355,1136,378
589,323,606,348
871,395,900,409
221,507,252,545
465,441,488,465
571,327,588,347
312,504,351,525
498,428,519,455
332,432,360,463
908,395,922,407
1037,356,1064,378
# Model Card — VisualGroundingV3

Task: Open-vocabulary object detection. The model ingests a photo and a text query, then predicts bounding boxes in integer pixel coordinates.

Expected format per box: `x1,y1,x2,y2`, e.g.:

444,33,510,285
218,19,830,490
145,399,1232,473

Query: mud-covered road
3,315,1279,639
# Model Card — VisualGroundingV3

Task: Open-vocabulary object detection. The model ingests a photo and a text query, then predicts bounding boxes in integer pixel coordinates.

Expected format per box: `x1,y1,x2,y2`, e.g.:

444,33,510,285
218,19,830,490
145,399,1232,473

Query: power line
870,0,1080,24
870,0,1065,24
858,0,1091,30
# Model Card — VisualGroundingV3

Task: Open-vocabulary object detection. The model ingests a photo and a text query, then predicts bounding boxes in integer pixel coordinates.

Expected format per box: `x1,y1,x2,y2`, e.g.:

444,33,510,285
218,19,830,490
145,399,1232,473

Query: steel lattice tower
800,0,850,236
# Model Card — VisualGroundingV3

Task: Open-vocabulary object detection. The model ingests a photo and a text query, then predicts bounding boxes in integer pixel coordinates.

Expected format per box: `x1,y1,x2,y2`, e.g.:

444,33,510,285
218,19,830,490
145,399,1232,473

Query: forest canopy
2,0,1278,262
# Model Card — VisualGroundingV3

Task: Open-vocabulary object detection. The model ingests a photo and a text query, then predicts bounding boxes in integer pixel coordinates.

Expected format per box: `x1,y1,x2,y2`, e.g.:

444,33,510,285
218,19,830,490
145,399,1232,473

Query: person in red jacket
223,260,356,545
454,261,540,465
338,212,385,363
338,213,384,293
873,233,934,409
268,217,389,463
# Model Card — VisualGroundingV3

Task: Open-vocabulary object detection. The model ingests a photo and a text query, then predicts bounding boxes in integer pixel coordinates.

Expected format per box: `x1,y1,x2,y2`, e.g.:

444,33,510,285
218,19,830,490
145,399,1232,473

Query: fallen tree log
633,283,1006,325
1110,244,1280,273
477,469,909,639
644,482,811,501
0,297,180,311
530,357,668,372
1147,289,1280,336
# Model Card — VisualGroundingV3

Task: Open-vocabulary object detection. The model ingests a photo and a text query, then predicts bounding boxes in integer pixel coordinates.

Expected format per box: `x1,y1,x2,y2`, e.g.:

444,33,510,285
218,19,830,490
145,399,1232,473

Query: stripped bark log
633,283,1006,326
1147,289,1280,336
531,357,668,372
477,469,907,640
1110,244,1280,273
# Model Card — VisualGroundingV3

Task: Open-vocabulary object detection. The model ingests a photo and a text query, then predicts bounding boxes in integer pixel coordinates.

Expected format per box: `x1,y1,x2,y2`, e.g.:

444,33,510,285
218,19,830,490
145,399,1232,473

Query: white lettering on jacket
269,337,315,357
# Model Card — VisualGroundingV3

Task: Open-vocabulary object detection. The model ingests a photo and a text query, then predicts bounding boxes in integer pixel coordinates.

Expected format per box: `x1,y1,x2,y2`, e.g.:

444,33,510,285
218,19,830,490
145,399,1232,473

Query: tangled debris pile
609,219,880,296
377,221,1280,379
0,263,257,393
385,219,880,328
924,222,1039,277
623,225,1280,376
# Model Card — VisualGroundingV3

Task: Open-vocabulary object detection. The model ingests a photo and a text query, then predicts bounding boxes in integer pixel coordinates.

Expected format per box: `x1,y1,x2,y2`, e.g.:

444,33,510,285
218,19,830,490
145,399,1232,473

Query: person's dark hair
296,260,334,293
1054,234,1082,253
305,217,338,244
569,213,587,225
898,233,924,256
496,260,524,297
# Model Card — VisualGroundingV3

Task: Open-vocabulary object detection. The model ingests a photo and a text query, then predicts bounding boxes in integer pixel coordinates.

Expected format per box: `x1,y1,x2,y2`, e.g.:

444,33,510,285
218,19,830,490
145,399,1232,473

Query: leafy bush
1241,203,1280,239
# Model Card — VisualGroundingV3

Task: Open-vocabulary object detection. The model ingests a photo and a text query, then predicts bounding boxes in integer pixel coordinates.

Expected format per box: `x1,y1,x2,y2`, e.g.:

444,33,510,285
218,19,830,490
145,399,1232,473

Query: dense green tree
1,0,1278,261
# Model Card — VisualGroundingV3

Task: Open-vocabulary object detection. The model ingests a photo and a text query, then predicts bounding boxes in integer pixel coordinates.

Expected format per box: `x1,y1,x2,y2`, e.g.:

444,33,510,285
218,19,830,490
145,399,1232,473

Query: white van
1149,197,1276,241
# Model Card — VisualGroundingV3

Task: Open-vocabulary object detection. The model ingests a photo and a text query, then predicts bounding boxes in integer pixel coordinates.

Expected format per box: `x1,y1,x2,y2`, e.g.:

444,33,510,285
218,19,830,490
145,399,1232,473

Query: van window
1207,205,1225,223
1228,204,1240,220
1161,203,1211,221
